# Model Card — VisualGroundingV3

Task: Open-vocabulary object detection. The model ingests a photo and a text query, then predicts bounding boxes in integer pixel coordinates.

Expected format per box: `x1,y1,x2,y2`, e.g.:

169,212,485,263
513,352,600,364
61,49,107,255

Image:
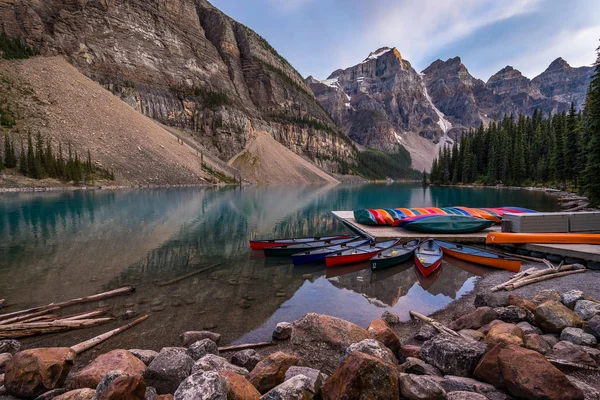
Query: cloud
268,0,316,13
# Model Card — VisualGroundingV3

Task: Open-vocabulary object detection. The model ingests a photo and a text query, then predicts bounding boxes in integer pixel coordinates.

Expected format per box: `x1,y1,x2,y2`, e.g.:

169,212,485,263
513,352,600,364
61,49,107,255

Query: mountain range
0,0,594,180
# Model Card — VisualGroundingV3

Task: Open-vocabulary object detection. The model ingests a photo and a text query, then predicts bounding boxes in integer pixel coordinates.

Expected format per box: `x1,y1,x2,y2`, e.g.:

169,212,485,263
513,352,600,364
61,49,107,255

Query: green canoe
402,215,494,234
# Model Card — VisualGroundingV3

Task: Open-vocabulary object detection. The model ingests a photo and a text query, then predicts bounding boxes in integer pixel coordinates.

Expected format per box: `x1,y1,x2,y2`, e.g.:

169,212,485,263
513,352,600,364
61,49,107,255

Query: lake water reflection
0,184,558,352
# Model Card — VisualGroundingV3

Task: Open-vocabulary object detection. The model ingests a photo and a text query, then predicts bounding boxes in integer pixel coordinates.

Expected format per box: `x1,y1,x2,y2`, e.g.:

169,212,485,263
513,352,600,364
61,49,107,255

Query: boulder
508,294,536,312
381,310,401,326
523,334,551,354
187,339,218,361
321,352,400,400
366,318,401,354
485,323,524,346
561,290,585,309
54,389,96,400
497,344,583,400
534,301,584,333
567,376,600,400
398,357,442,376
344,339,396,363
541,334,560,347
560,327,597,347
95,370,146,400
474,293,509,308
448,307,498,331
447,392,487,400
583,315,600,340
532,289,562,304
128,350,158,366
272,323,292,341
4,348,76,398
548,341,597,367
477,320,504,335
247,352,298,393
474,344,505,389
493,306,533,324
427,375,507,399
180,331,221,347
260,375,314,400
574,300,600,320
398,374,446,400
458,330,485,342
67,350,145,390
193,354,249,377
0,354,11,374
290,313,369,374
419,334,487,377
415,325,437,341
230,350,262,372
284,367,326,394
516,321,541,336
144,348,194,395
0,341,20,356
173,371,259,400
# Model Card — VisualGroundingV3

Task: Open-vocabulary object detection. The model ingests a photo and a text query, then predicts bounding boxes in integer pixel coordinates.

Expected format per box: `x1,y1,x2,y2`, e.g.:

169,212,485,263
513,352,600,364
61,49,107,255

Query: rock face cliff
0,0,355,177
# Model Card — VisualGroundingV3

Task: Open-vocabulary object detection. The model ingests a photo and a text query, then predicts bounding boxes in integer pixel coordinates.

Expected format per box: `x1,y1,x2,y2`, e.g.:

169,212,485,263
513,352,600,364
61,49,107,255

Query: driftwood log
409,311,459,337
218,341,275,352
0,307,61,325
70,315,149,354
0,318,113,339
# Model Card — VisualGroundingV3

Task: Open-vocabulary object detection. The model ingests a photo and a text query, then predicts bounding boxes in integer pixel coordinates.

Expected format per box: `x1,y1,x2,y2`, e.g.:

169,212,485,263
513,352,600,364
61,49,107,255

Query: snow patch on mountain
362,47,393,63
419,73,453,134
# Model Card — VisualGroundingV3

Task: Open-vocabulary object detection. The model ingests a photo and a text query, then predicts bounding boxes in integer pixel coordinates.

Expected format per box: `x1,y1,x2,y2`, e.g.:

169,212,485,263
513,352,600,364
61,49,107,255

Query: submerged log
0,286,134,322
71,315,149,354
155,263,221,286
0,318,113,339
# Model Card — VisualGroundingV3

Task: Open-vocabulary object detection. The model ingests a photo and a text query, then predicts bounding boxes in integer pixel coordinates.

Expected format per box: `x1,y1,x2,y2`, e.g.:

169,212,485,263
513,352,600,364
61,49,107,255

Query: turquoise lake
0,184,559,353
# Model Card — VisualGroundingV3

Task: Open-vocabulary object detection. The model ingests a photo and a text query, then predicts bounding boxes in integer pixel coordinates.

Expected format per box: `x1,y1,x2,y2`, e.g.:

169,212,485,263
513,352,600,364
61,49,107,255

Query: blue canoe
291,238,371,266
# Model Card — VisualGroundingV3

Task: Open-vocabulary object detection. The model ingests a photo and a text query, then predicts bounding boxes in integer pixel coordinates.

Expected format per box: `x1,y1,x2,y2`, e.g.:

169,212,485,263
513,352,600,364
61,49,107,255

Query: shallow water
0,184,558,352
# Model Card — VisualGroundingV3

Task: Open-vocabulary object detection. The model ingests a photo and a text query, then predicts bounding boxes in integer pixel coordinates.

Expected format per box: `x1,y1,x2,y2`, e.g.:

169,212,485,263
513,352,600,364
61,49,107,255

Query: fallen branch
0,318,113,339
59,310,108,321
505,269,586,291
218,341,275,352
491,267,538,292
21,314,58,323
0,286,134,322
70,315,149,354
0,307,61,325
547,358,599,371
409,310,459,337
155,263,221,287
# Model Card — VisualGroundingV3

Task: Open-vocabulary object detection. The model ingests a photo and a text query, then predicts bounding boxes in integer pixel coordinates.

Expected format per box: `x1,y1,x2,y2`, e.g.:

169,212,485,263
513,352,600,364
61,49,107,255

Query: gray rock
541,334,560,347
516,321,541,336
550,341,597,367
272,322,292,341
144,347,194,394
95,370,129,399
561,290,585,309
419,334,487,377
128,350,158,366
32,388,67,400
574,300,600,320
143,386,157,400
0,355,11,375
284,367,326,394
173,372,226,400
567,376,600,400
399,374,446,400
345,339,395,363
474,293,509,308
560,327,598,347
583,315,600,340
534,300,584,333
192,354,248,376
381,310,401,326
187,339,219,361
493,306,533,324
261,375,314,399
415,325,437,341
426,375,510,400
0,342,20,356
447,392,488,400
180,331,221,347
398,357,442,377
458,329,485,342
230,349,262,372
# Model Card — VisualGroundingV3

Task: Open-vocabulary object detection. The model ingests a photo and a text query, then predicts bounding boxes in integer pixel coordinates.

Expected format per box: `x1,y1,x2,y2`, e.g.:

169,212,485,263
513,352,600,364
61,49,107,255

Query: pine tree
45,138,56,178
583,46,600,205
564,102,580,185
422,169,427,186
19,140,27,175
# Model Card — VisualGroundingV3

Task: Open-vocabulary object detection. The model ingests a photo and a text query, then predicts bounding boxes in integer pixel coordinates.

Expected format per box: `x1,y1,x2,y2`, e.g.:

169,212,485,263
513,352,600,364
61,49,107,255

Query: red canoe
325,239,401,267
414,239,443,277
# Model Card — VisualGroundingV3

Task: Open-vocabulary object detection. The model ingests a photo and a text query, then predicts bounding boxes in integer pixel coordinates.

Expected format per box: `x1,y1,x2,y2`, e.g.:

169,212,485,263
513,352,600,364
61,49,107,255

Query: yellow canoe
486,233,600,245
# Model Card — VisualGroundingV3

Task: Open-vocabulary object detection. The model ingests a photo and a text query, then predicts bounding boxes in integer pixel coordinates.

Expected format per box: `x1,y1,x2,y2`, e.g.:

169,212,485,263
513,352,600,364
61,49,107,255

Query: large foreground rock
366,318,401,354
246,352,298,393
68,350,145,390
420,334,487,377
173,371,259,400
534,301,583,333
321,352,400,400
291,313,369,374
4,348,76,398
398,374,446,400
144,348,193,395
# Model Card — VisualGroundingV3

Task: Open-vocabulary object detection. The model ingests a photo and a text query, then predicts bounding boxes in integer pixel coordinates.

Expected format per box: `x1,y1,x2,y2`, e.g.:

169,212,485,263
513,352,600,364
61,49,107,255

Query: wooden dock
332,211,600,263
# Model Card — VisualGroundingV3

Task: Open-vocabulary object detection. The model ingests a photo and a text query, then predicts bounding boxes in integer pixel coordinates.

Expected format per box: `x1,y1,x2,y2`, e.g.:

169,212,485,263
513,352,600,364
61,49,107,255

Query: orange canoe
437,240,521,272
486,233,600,245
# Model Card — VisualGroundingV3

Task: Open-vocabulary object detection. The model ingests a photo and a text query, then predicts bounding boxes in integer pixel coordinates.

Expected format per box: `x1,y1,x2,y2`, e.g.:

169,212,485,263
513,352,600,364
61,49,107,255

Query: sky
211,0,600,81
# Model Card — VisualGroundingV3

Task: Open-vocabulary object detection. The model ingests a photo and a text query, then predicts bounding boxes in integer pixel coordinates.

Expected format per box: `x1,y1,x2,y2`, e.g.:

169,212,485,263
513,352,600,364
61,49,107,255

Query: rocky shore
1,283,600,400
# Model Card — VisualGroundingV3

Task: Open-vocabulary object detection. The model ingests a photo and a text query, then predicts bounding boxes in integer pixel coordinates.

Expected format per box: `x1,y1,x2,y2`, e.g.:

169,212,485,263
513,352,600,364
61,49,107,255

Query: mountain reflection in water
0,184,557,354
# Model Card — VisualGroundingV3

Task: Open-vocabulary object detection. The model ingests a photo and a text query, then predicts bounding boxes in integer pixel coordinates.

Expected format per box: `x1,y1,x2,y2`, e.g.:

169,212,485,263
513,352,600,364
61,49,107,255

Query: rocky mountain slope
0,0,355,182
